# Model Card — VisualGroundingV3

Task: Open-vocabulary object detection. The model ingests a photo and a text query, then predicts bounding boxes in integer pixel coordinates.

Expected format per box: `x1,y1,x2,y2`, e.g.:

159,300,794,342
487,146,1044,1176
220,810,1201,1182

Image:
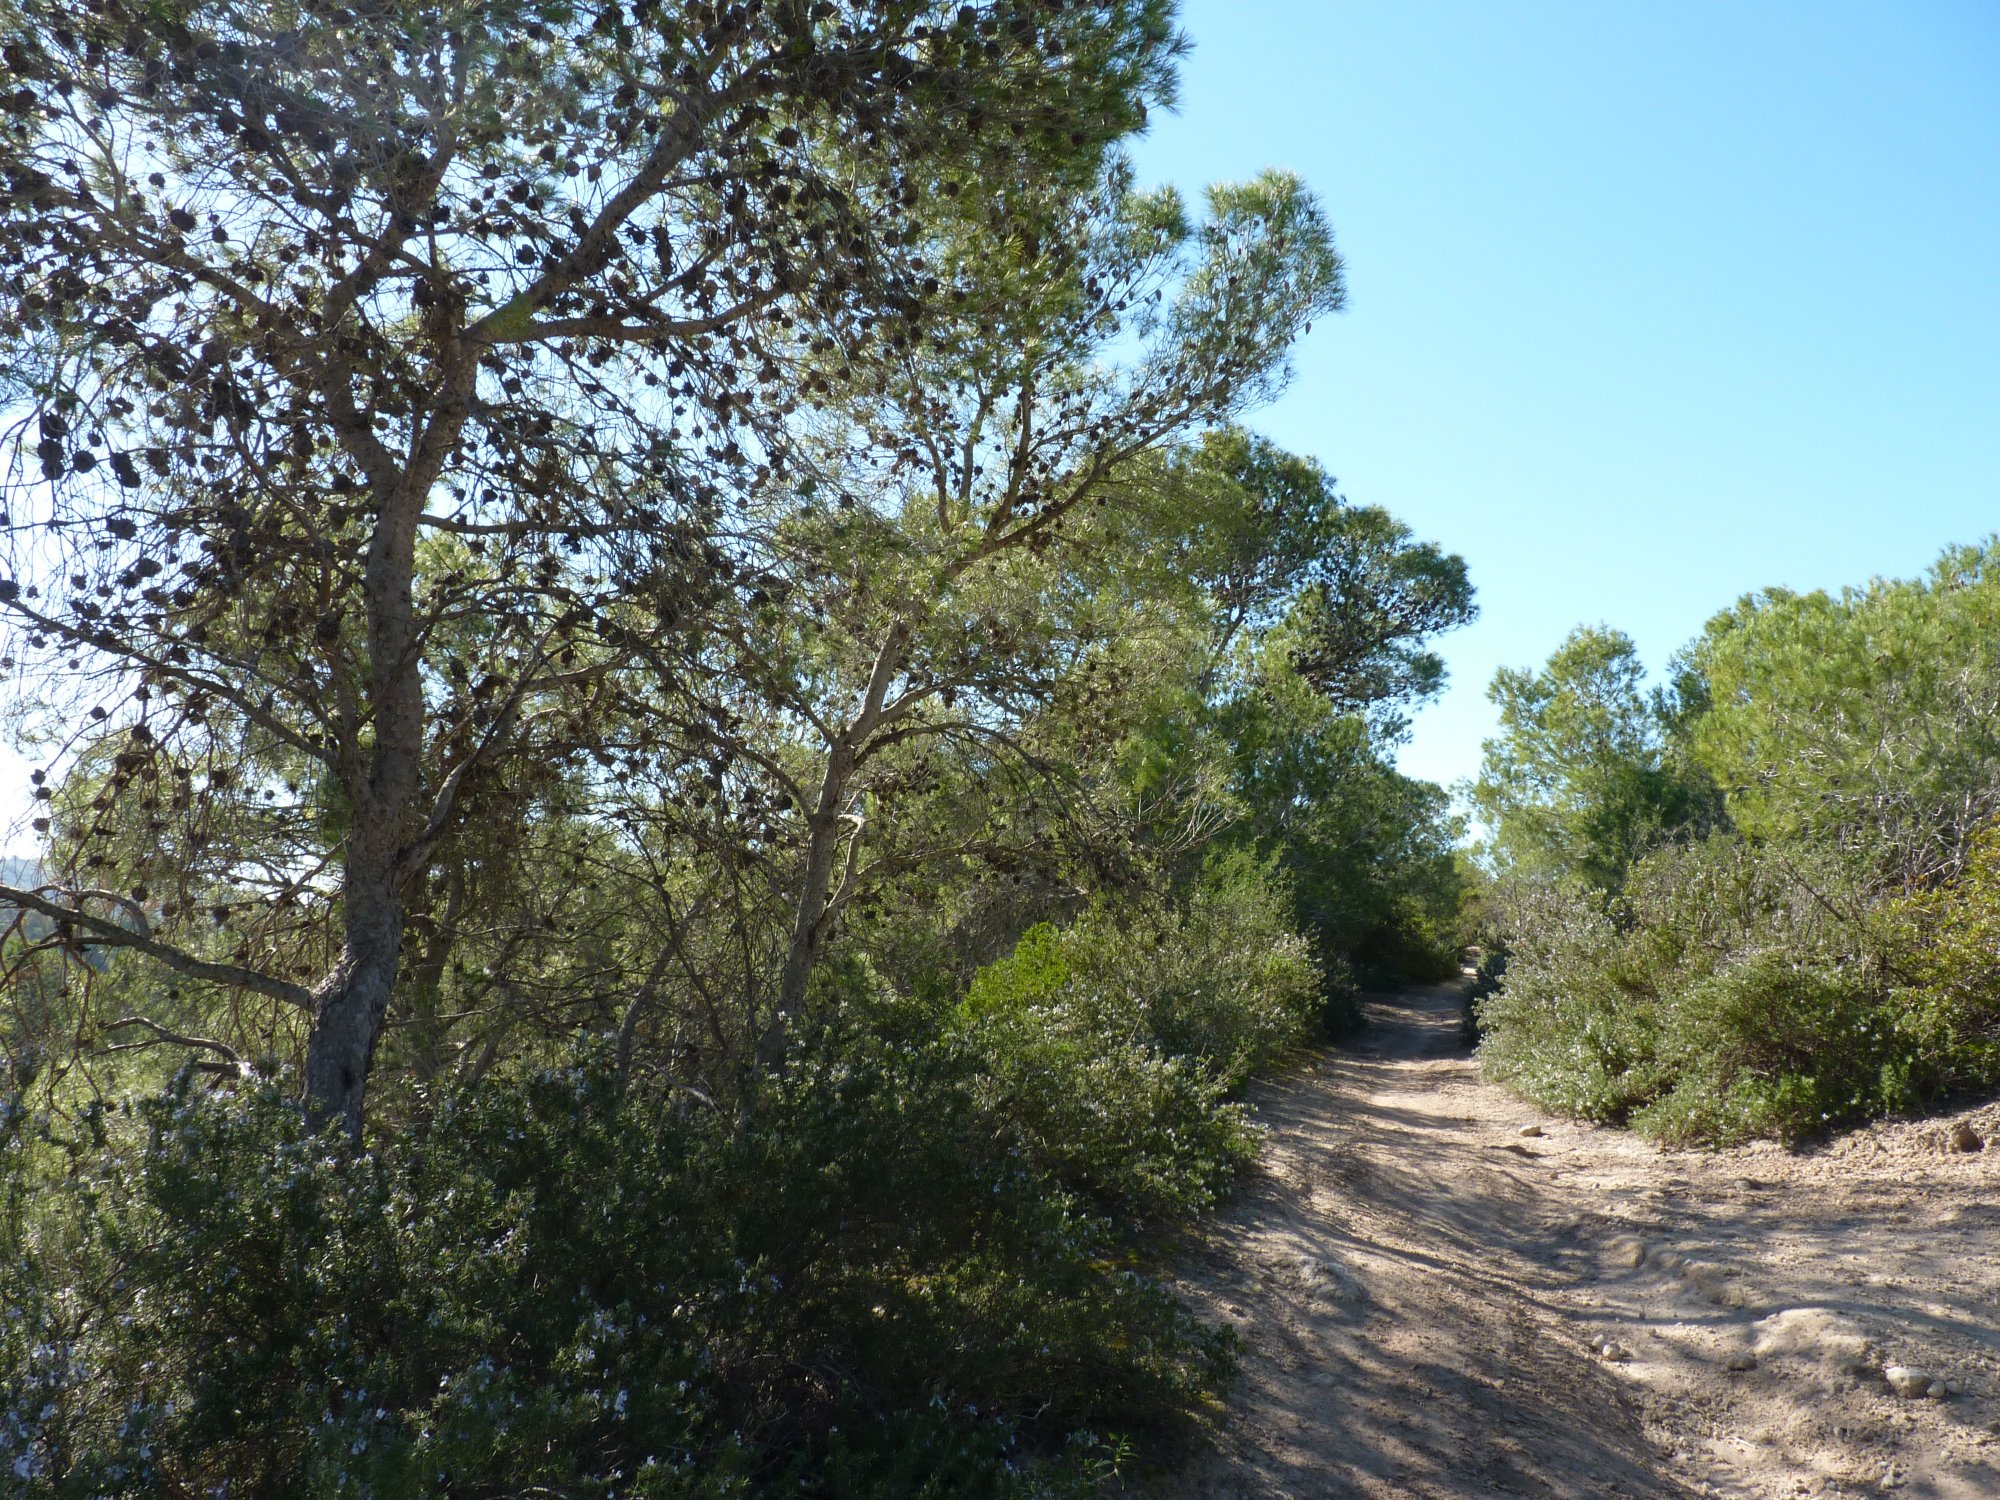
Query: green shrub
1461,947,1506,1044
1,1005,1232,1497
967,861,1319,1091
961,866,1317,1221
964,1000,1259,1223
1316,953,1365,1038
1882,824,2000,1094
1472,877,1668,1123
1477,832,2000,1145
2,867,1335,1495
1630,953,1914,1143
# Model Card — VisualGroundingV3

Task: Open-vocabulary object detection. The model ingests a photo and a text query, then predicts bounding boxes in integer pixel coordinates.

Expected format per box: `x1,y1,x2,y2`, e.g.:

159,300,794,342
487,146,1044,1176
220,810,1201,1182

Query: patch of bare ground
1147,977,2000,1499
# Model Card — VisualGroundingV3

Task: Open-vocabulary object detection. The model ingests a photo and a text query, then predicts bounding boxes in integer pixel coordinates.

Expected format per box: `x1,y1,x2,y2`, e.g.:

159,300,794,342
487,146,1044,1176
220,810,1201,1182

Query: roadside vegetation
1471,544,2000,1145
0,2,1475,1492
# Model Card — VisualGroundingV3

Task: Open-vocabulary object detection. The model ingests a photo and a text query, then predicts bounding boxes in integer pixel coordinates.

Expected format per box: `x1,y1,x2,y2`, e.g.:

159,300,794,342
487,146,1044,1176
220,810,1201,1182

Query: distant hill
0,858,105,960
0,856,44,889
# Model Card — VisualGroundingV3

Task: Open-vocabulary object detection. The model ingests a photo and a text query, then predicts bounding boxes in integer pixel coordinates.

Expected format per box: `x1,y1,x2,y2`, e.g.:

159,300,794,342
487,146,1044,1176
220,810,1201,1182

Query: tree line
1470,543,2000,1144
0,2,1474,1491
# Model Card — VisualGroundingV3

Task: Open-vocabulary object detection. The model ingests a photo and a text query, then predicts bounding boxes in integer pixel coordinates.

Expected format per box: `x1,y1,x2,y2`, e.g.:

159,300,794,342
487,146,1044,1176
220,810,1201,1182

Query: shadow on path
1150,978,1697,1500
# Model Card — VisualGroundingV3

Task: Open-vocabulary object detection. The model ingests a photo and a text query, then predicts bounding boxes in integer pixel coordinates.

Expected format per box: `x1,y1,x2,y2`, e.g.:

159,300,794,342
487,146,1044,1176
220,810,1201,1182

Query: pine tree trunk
762,624,910,1068
298,394,447,1136
769,741,857,1054
304,868,405,1140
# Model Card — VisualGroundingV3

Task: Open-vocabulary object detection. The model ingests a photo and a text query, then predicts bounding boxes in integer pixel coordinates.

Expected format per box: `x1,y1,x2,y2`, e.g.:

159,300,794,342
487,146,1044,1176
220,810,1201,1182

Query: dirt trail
1154,978,2000,1499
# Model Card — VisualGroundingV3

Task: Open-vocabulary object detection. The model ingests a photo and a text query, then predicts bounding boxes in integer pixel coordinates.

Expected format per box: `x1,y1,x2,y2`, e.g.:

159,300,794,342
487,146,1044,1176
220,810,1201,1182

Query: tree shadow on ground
1146,980,1701,1500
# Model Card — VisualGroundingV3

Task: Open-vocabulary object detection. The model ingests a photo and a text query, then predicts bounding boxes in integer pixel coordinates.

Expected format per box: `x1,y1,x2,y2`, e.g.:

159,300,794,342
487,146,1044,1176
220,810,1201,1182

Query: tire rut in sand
1150,979,2000,1499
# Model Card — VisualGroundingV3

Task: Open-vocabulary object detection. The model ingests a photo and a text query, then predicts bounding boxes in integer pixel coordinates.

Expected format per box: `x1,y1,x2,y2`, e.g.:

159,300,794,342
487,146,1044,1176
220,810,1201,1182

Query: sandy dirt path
1152,979,2000,1499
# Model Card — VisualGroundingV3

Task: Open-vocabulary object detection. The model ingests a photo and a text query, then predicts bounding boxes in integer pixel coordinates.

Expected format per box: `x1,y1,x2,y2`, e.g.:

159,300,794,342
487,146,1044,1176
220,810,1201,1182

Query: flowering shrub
1,1009,1230,1497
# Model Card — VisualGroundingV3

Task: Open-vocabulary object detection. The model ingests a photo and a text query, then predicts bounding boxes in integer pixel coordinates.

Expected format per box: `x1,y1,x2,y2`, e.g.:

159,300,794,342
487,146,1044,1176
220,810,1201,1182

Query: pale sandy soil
1150,979,2000,1499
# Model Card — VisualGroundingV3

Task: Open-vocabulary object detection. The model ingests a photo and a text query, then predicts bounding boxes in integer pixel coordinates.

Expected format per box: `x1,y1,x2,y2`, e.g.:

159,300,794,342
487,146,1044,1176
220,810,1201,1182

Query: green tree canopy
0,0,1185,1133
1473,625,1716,889
1685,539,2000,884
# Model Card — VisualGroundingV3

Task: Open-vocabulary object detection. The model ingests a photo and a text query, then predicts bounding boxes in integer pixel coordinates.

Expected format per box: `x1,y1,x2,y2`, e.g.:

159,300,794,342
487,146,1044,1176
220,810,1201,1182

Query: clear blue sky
1129,0,2000,794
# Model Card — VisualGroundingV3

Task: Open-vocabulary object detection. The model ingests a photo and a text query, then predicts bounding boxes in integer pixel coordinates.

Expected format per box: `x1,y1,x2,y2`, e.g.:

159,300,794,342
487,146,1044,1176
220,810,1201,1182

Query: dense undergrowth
1472,544,2000,1144
4,883,1318,1497
3,857,1428,1495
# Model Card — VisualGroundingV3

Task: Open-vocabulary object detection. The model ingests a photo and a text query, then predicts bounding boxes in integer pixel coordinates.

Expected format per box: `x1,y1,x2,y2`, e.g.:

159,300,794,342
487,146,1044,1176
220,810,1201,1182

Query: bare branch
0,885,313,1010
101,1014,247,1075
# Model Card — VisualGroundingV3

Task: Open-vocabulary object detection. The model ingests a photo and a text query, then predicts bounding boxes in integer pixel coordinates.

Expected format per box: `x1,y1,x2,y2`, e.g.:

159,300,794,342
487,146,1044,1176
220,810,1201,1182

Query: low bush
1477,833,2000,1145
2,999,1231,1497
961,865,1318,1221
1882,825,2000,1086
1472,877,1668,1125
1,854,1339,1496
967,862,1319,1084
1629,954,1910,1143
1461,948,1506,1044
